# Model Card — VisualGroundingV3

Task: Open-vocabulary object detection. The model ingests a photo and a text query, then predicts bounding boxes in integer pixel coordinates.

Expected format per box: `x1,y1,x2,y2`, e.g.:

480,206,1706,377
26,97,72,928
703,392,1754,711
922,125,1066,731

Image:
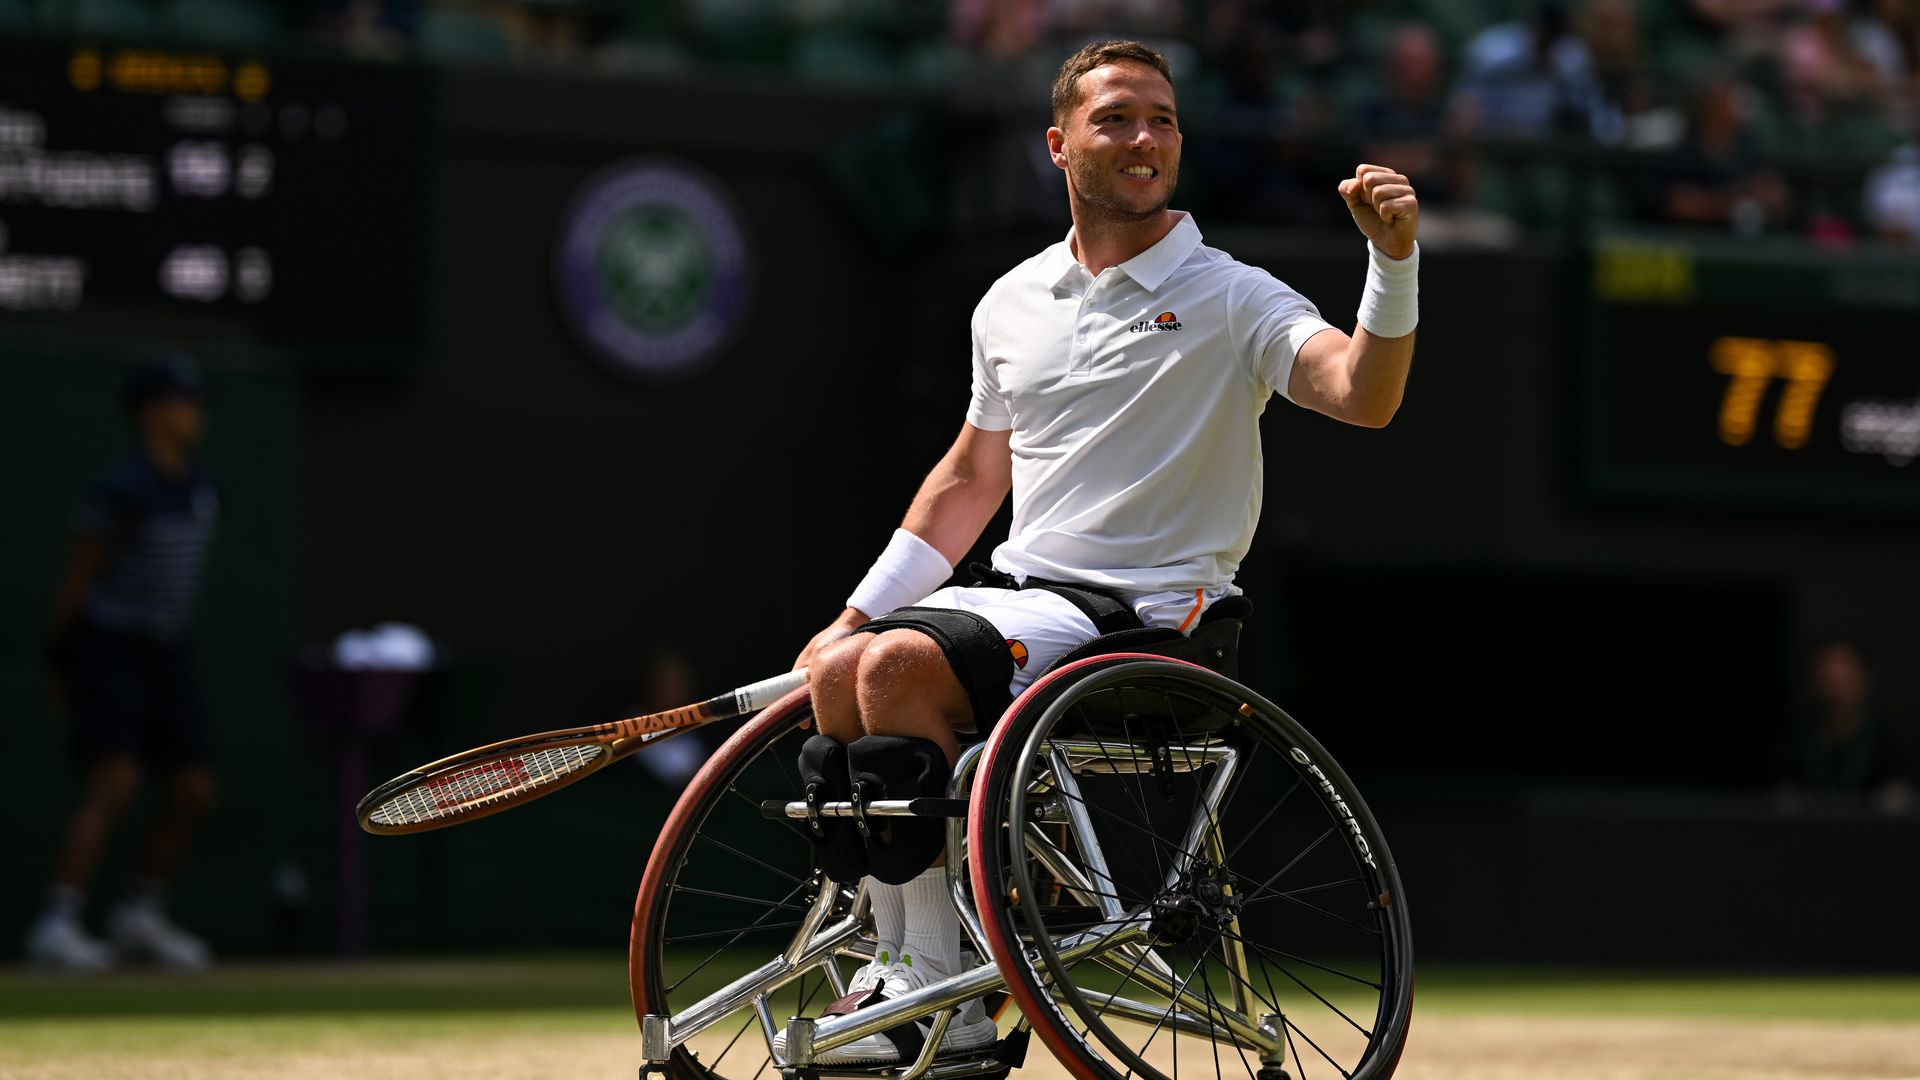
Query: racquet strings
365,742,610,828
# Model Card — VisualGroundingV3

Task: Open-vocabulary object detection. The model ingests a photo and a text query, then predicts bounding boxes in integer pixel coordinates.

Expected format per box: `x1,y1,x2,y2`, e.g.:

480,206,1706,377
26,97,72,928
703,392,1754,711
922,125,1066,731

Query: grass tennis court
2,958,1917,1079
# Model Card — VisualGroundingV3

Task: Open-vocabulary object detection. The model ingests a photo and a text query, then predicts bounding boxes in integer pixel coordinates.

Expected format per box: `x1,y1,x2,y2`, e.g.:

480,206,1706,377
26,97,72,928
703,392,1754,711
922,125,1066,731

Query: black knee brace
847,735,953,885
798,734,867,883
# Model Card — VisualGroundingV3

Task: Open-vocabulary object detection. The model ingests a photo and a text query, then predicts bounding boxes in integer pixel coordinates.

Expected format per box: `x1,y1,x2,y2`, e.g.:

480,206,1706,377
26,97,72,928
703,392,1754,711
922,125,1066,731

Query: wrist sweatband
1357,240,1419,339
846,528,953,618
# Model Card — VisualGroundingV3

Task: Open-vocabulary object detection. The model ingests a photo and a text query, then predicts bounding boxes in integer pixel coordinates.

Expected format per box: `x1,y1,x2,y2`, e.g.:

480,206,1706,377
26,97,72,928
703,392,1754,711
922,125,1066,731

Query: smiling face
1048,59,1182,226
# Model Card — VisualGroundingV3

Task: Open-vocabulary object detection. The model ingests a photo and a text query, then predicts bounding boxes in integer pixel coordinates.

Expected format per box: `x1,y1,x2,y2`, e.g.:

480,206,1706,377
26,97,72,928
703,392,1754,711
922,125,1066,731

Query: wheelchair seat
1040,593,1253,680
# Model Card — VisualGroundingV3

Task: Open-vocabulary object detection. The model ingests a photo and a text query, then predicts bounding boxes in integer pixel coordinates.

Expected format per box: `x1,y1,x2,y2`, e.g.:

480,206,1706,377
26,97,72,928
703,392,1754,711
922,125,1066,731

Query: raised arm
1288,164,1420,429
1288,320,1416,428
794,422,1012,668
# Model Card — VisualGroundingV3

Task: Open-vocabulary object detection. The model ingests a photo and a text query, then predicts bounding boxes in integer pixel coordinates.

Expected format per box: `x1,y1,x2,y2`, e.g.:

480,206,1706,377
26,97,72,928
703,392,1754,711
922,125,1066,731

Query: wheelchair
629,607,1413,1080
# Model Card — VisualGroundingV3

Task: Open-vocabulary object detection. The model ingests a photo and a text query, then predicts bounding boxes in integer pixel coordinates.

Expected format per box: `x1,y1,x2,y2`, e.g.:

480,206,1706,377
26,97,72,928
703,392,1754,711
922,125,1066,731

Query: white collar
1050,212,1203,292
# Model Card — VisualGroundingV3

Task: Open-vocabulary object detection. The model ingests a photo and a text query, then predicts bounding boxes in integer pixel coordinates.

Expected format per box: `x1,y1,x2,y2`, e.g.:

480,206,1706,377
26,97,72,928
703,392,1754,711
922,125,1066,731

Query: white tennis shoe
24,913,116,974
774,955,998,1066
109,902,213,972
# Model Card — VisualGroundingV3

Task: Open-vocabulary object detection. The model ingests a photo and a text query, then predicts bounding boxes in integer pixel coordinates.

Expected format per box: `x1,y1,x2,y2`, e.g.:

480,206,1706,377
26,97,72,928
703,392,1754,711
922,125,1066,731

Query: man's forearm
1341,327,1416,428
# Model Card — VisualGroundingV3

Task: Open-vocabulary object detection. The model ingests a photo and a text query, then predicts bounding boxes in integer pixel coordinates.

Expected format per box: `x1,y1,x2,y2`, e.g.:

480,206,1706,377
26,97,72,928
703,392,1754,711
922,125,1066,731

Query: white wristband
1357,240,1419,339
846,528,953,618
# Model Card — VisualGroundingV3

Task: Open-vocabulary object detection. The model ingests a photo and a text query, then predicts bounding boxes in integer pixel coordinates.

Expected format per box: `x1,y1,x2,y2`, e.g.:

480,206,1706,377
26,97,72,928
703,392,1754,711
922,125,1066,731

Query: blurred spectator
1579,0,1687,148
1849,0,1919,120
950,0,1049,61
1353,22,1467,202
1864,139,1920,238
1773,636,1916,814
25,354,222,973
1642,67,1791,232
1683,0,1805,54
1778,0,1897,138
1454,0,1607,138
1193,0,1285,112
628,648,710,785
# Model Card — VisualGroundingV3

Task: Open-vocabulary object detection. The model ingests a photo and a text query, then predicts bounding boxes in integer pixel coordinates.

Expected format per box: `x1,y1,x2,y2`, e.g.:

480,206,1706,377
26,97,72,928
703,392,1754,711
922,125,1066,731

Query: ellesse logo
1129,311,1182,333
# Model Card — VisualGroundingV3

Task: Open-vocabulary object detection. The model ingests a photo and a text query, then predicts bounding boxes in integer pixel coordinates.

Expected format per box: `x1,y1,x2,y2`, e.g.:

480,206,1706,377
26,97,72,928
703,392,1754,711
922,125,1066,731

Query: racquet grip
616,668,809,738
727,669,809,714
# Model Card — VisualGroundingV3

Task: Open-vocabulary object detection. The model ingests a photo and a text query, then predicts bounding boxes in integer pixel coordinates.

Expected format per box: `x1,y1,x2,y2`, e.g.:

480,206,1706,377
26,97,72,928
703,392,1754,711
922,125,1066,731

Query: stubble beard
1067,150,1178,229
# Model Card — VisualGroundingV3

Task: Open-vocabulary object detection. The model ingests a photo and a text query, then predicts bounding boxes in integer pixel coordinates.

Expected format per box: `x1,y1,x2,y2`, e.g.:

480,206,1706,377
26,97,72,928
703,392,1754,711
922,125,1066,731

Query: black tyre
968,656,1413,1080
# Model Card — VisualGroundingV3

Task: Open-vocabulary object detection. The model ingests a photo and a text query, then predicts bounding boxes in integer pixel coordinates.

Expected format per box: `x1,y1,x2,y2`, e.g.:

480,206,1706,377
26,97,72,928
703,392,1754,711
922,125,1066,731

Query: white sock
44,884,84,921
867,877,905,967
899,867,962,979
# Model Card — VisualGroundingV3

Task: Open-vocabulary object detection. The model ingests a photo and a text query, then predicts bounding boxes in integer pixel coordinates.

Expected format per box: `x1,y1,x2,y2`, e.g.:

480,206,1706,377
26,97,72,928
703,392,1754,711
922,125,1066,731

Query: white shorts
910,582,1232,698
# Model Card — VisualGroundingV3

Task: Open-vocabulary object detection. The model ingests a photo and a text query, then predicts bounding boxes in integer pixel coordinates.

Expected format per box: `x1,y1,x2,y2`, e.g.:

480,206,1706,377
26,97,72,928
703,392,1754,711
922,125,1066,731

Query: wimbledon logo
554,158,753,381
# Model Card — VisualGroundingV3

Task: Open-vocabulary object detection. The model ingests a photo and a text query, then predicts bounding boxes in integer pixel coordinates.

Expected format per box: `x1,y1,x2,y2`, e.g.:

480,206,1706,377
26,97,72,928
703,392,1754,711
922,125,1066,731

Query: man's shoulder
1171,242,1294,297
985,239,1072,294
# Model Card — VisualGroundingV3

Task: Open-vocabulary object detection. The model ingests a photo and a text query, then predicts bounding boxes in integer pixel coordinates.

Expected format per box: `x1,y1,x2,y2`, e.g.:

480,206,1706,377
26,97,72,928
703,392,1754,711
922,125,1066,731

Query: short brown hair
1050,40,1175,126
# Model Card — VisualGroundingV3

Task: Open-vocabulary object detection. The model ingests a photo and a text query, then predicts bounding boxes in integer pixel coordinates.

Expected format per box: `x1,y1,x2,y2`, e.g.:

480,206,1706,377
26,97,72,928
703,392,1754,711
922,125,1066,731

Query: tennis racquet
356,669,808,835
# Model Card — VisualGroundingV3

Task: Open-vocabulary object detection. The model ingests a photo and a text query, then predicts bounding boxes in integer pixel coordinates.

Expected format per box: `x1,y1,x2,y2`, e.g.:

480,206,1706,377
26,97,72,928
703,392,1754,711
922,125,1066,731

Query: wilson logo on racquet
427,759,532,809
1129,311,1182,333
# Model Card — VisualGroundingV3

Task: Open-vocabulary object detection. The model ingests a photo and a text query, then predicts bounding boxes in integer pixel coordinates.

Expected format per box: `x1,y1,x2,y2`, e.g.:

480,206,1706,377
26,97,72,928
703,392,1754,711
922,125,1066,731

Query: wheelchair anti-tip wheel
967,656,1414,1080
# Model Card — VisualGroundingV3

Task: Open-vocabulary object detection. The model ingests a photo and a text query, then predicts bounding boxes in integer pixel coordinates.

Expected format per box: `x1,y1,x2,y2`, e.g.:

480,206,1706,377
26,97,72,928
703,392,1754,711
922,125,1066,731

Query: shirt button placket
1074,294,1093,375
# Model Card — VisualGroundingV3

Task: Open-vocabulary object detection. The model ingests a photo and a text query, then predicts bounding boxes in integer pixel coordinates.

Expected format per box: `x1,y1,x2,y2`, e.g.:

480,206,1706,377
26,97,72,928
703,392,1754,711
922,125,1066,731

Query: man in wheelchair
784,38,1420,1067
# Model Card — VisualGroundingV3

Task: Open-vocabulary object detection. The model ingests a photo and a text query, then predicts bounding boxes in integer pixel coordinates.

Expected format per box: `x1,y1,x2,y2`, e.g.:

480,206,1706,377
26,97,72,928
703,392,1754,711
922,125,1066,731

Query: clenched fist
1338,164,1419,261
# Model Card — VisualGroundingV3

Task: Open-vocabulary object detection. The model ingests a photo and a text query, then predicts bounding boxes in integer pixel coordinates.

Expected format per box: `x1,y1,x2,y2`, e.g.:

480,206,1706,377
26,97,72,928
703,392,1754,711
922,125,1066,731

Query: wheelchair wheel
630,689,874,1080
968,656,1414,1080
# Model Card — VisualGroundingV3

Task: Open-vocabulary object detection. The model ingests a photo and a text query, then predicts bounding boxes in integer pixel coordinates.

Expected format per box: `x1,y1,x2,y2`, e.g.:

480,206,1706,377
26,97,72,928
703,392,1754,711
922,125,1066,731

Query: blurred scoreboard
0,38,429,360
1580,230,1920,516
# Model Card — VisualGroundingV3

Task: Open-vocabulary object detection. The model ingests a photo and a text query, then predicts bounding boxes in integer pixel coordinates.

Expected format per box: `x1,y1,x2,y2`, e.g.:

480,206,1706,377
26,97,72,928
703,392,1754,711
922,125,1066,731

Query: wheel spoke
696,833,809,887
727,786,817,844
665,878,810,994
670,884,813,913
1237,827,1338,907
1081,719,1167,890
970,668,1408,1080
1282,1009,1353,1079
1221,771,1305,867
1245,939,1375,1040
1213,927,1382,991
1185,933,1284,1016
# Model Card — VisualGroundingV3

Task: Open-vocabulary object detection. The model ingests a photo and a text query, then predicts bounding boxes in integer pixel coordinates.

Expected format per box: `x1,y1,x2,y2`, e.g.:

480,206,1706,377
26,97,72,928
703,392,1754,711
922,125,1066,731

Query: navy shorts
67,624,210,769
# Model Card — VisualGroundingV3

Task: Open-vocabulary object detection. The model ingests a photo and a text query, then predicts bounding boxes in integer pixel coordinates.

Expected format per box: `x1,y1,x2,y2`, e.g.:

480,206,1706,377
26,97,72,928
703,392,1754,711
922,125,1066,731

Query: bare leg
808,634,874,745
136,764,216,883
51,756,141,889
851,630,971,764
851,630,973,869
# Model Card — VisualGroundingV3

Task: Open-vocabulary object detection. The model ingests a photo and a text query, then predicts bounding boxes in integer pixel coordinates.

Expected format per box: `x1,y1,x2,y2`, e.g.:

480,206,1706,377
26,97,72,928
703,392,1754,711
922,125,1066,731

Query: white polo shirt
967,212,1335,599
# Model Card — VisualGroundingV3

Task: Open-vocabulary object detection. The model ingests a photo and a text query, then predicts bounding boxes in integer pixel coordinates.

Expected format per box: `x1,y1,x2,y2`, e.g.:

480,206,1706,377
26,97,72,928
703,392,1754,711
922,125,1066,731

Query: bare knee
808,634,871,743
853,631,969,736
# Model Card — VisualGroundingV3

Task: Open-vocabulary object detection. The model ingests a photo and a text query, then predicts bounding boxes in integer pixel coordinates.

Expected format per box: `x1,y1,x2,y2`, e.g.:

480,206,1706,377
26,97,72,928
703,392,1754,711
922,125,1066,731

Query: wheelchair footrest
761,797,970,820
